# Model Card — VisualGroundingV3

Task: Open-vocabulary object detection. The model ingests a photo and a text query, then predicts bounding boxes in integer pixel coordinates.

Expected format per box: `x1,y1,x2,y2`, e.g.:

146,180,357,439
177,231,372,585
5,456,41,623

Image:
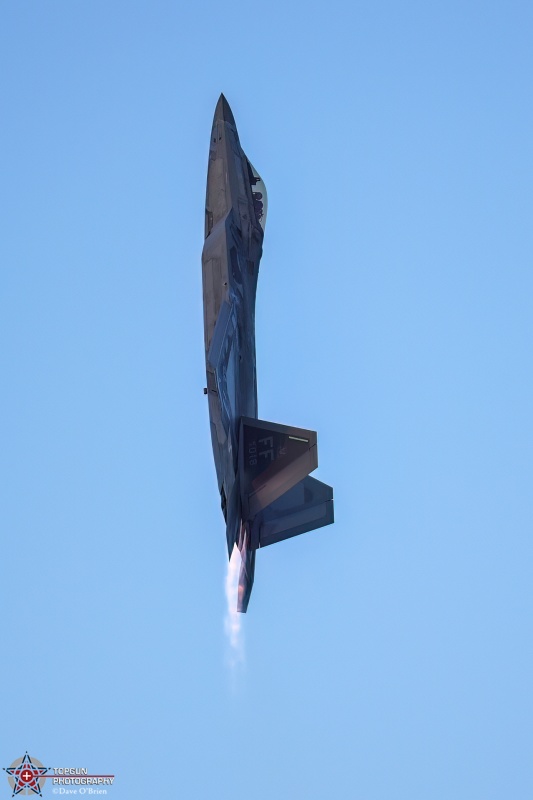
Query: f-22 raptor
202,94,334,612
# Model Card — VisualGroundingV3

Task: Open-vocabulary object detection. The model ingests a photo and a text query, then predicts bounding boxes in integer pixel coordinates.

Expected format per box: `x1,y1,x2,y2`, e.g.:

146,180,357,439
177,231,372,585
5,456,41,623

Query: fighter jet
202,94,334,612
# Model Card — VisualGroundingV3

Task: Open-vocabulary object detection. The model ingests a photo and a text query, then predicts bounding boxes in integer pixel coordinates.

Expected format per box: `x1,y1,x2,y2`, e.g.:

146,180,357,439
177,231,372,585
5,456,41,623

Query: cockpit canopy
246,159,267,231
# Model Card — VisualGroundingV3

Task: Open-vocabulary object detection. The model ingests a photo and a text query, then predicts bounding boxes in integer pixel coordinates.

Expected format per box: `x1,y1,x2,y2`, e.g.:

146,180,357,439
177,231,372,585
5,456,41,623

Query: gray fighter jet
202,94,334,612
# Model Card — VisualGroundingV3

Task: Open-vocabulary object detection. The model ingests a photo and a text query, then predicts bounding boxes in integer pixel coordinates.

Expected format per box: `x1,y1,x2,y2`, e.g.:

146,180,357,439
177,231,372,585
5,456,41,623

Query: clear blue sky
1,1,532,798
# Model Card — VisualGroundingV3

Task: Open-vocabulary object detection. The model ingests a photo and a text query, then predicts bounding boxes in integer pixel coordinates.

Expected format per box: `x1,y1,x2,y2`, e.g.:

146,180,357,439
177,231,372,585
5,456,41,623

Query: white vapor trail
224,545,244,669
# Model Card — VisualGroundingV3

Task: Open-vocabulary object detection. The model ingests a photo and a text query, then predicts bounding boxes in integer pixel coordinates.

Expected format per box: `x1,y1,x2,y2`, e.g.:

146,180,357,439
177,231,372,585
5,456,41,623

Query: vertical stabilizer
238,417,318,519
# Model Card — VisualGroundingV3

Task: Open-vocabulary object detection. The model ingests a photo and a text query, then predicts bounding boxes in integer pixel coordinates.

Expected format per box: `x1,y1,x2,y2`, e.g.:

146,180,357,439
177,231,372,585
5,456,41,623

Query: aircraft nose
214,93,236,126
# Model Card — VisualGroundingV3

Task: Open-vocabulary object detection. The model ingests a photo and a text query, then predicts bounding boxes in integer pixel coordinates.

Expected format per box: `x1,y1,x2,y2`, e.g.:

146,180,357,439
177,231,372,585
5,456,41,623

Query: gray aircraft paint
202,94,334,612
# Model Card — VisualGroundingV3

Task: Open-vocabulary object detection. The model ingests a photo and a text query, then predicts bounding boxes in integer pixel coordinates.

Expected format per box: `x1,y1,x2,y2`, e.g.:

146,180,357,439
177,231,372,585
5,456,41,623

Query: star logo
3,754,49,797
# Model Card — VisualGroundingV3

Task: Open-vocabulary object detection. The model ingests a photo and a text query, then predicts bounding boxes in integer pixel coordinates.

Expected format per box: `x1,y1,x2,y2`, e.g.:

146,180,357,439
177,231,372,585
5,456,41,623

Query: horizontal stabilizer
225,481,240,557
236,524,256,613
239,417,318,518
255,476,334,548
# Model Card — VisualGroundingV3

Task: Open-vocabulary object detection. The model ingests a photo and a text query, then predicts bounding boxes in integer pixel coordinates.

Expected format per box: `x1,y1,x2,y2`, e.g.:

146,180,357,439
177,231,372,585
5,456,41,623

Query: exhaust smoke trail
224,544,244,669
